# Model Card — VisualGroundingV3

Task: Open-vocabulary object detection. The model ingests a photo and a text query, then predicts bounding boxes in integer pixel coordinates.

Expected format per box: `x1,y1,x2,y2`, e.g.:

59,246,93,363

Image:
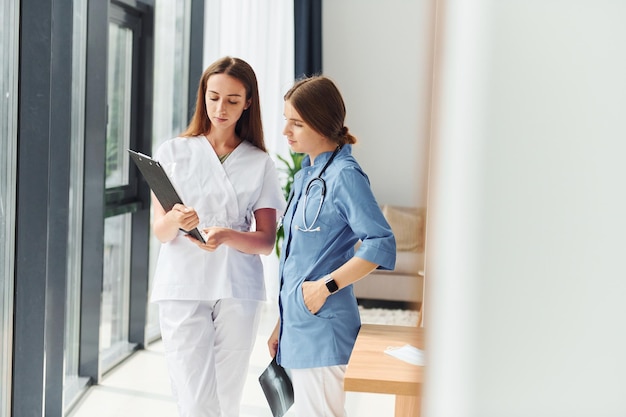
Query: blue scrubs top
277,145,396,369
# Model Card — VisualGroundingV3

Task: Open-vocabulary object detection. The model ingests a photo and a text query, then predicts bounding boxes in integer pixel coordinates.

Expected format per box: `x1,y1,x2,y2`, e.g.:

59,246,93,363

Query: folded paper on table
127,149,205,243
384,344,425,366
259,357,294,417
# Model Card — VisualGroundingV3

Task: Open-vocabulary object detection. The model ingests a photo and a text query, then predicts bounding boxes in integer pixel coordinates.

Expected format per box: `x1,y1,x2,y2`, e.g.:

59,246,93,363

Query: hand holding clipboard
128,149,206,243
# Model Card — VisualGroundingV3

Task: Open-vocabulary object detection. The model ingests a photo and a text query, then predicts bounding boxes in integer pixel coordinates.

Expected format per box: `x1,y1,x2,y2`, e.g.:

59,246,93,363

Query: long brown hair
182,56,266,152
284,76,357,146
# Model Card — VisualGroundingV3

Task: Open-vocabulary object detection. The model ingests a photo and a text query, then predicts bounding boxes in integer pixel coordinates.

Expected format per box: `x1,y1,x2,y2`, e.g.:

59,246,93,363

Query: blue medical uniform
277,145,396,369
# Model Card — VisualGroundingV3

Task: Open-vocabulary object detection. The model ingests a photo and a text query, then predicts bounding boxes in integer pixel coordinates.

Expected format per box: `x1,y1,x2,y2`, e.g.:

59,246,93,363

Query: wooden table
344,324,423,417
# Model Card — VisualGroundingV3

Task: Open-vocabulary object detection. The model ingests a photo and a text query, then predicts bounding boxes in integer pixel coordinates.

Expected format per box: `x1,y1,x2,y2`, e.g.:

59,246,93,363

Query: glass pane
147,0,192,342
152,0,190,150
100,213,132,371
0,0,18,415
64,0,89,407
105,23,133,188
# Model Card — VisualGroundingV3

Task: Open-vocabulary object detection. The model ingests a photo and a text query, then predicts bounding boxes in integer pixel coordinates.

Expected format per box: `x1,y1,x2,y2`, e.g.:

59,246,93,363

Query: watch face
325,278,339,293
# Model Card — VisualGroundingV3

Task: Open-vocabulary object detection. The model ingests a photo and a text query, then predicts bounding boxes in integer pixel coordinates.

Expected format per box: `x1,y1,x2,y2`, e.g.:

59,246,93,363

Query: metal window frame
79,0,155,383
12,0,73,415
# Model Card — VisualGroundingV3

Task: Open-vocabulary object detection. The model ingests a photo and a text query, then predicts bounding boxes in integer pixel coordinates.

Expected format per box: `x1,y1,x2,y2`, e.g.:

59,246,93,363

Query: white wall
323,0,435,208
203,0,294,158
425,1,626,416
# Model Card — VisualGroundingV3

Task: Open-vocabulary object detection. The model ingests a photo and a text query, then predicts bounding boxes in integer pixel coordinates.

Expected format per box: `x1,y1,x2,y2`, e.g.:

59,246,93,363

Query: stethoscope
279,146,341,233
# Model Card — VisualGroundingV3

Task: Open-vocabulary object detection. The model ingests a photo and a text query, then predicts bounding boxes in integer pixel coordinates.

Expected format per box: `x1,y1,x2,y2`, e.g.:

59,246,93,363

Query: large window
147,0,193,342
153,0,191,150
0,0,19,417
64,0,89,408
0,0,18,415
100,213,133,370
100,6,144,372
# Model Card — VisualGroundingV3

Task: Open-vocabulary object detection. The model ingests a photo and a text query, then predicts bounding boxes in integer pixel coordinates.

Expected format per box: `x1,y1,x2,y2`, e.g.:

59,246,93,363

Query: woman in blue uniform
267,76,396,417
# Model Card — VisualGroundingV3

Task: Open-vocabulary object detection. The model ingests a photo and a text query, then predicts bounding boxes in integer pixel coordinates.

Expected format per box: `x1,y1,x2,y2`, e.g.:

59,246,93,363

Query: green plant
275,150,304,256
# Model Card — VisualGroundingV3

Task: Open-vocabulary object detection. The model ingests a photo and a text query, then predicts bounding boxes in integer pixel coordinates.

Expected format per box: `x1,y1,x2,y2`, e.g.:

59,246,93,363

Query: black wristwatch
324,274,339,294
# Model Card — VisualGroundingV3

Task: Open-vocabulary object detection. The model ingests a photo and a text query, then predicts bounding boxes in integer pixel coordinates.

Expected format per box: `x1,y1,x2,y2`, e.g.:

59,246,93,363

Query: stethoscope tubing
280,146,342,232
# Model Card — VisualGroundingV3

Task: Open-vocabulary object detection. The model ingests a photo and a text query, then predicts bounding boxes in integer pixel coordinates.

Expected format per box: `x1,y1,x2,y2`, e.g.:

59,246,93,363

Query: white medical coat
150,136,285,302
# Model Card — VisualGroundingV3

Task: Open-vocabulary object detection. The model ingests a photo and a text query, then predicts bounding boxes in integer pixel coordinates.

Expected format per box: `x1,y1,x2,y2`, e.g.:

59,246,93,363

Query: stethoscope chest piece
282,146,341,233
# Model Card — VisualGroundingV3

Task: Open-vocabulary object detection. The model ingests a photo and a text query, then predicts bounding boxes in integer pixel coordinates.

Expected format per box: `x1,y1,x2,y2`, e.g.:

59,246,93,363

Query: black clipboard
259,357,294,417
128,149,205,243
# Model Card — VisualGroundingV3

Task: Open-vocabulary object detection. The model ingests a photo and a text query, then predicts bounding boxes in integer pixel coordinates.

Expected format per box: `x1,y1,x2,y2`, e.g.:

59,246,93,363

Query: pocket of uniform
296,281,334,320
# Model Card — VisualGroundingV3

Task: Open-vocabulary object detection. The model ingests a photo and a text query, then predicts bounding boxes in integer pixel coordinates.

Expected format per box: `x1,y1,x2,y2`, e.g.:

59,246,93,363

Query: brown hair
182,56,266,152
284,76,357,146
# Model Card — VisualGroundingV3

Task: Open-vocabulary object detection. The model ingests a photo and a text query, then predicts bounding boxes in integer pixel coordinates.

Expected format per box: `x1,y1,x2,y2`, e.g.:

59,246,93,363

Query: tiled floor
67,301,396,417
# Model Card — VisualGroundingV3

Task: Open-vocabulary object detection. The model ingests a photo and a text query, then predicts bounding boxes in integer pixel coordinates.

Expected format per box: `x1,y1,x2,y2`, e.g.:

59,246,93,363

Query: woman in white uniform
267,76,396,416
151,56,285,417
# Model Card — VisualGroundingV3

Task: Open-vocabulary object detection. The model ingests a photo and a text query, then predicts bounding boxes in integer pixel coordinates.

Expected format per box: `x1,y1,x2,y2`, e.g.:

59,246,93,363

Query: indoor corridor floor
67,301,397,417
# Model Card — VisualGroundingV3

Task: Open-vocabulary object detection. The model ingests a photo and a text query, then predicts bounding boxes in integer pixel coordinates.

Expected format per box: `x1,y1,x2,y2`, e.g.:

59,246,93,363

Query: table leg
418,270,425,328
395,395,420,417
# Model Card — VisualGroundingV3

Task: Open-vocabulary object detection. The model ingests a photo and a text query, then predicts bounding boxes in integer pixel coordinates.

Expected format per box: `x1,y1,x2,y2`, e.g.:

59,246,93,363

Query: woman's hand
166,204,200,231
187,208,277,254
302,280,330,314
187,227,230,251
152,195,199,243
267,320,280,358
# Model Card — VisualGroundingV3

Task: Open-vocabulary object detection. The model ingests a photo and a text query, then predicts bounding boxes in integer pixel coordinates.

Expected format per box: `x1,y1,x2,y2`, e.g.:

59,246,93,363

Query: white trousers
289,365,348,417
158,299,262,417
